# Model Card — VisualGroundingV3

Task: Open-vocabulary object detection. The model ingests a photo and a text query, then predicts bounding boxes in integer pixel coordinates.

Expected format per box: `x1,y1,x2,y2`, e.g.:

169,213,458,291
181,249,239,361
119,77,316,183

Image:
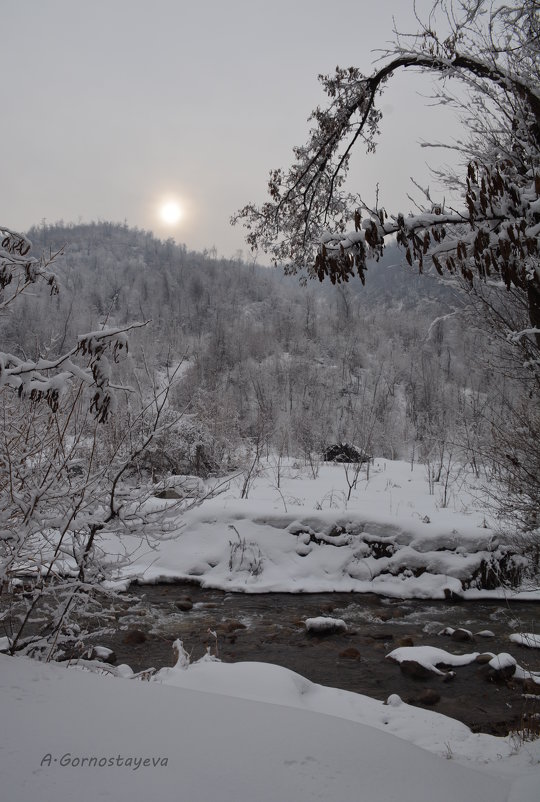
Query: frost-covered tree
234,1,540,351
0,226,145,420
234,0,540,569
0,228,190,658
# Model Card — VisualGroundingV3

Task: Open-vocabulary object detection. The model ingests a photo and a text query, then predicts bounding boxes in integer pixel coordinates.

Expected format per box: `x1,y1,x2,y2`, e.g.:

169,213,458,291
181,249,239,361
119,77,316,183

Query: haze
2,0,461,259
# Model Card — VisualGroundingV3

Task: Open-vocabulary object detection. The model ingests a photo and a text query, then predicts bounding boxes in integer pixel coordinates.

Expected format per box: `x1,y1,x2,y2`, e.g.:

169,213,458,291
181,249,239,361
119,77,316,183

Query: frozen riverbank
106,459,539,600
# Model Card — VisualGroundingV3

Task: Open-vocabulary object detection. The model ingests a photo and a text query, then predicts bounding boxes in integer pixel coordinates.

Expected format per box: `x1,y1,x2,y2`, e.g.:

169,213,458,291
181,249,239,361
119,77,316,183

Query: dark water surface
94,582,540,736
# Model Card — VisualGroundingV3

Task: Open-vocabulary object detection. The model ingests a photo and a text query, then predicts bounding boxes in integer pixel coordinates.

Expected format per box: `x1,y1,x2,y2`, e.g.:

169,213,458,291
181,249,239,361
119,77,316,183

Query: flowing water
92,582,540,736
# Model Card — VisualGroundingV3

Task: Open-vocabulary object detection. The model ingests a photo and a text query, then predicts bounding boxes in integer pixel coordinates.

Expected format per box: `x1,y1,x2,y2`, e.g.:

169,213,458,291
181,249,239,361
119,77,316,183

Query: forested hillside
1,221,503,478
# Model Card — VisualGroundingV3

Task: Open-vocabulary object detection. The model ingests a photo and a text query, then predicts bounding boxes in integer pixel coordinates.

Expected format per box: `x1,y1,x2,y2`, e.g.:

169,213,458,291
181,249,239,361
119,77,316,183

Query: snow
4,457,539,798
305,616,347,633
386,645,479,675
386,644,539,684
488,652,516,671
92,646,114,659
96,458,539,601
510,633,540,649
438,626,473,638
1,651,539,802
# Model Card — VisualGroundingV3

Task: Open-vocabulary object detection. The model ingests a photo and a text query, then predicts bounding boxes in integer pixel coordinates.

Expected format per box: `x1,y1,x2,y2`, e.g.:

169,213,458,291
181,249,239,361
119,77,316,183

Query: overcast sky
3,0,462,260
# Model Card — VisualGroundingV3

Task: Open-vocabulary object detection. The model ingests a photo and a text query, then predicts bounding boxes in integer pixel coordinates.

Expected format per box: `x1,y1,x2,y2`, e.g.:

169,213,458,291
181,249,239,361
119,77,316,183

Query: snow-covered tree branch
0,227,199,659
1,227,149,421
233,1,540,336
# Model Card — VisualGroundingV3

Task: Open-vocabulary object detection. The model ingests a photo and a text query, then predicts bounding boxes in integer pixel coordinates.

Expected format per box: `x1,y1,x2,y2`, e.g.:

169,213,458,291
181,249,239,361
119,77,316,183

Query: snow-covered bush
0,228,186,658
136,415,229,479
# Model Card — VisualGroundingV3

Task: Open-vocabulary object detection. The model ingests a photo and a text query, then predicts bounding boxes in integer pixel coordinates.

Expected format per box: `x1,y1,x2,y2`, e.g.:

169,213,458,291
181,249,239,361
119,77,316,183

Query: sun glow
159,200,183,226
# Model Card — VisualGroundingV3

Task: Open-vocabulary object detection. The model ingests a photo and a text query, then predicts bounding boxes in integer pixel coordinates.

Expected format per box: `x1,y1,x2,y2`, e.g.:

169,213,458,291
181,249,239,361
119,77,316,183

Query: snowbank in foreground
102,459,538,600
1,652,539,802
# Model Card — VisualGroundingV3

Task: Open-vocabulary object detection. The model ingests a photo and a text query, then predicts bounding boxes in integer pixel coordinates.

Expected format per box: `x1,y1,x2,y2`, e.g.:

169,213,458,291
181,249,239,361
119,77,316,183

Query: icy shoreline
121,571,540,601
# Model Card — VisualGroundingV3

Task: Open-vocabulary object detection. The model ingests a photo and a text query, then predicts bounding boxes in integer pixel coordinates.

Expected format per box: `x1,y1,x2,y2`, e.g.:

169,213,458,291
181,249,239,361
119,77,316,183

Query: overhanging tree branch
233,1,540,340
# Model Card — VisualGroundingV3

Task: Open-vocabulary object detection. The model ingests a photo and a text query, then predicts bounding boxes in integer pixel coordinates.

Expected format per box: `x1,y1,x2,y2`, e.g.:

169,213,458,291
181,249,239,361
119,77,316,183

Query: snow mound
305,616,347,633
488,653,516,671
510,633,540,649
387,645,479,675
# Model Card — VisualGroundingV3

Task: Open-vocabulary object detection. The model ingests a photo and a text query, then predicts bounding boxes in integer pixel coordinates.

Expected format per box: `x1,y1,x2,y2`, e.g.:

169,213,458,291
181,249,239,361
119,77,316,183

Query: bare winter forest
4,220,529,481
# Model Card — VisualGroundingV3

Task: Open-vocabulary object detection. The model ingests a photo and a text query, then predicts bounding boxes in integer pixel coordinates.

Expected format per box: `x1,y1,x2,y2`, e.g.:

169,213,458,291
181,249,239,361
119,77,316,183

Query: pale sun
159,200,183,226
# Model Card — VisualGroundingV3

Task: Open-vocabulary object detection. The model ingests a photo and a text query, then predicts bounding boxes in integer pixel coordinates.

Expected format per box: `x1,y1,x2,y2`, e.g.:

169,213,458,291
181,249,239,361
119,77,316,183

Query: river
92,581,540,736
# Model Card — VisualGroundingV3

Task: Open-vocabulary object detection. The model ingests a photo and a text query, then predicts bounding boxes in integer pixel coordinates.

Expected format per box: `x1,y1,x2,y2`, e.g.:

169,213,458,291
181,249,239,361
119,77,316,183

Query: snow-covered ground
3,458,540,800
106,459,539,600
2,648,539,802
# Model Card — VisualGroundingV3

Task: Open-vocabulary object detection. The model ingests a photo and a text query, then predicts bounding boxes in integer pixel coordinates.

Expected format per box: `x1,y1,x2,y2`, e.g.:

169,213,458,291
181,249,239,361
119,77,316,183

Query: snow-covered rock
486,652,517,681
510,633,540,649
387,646,479,675
305,617,347,634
